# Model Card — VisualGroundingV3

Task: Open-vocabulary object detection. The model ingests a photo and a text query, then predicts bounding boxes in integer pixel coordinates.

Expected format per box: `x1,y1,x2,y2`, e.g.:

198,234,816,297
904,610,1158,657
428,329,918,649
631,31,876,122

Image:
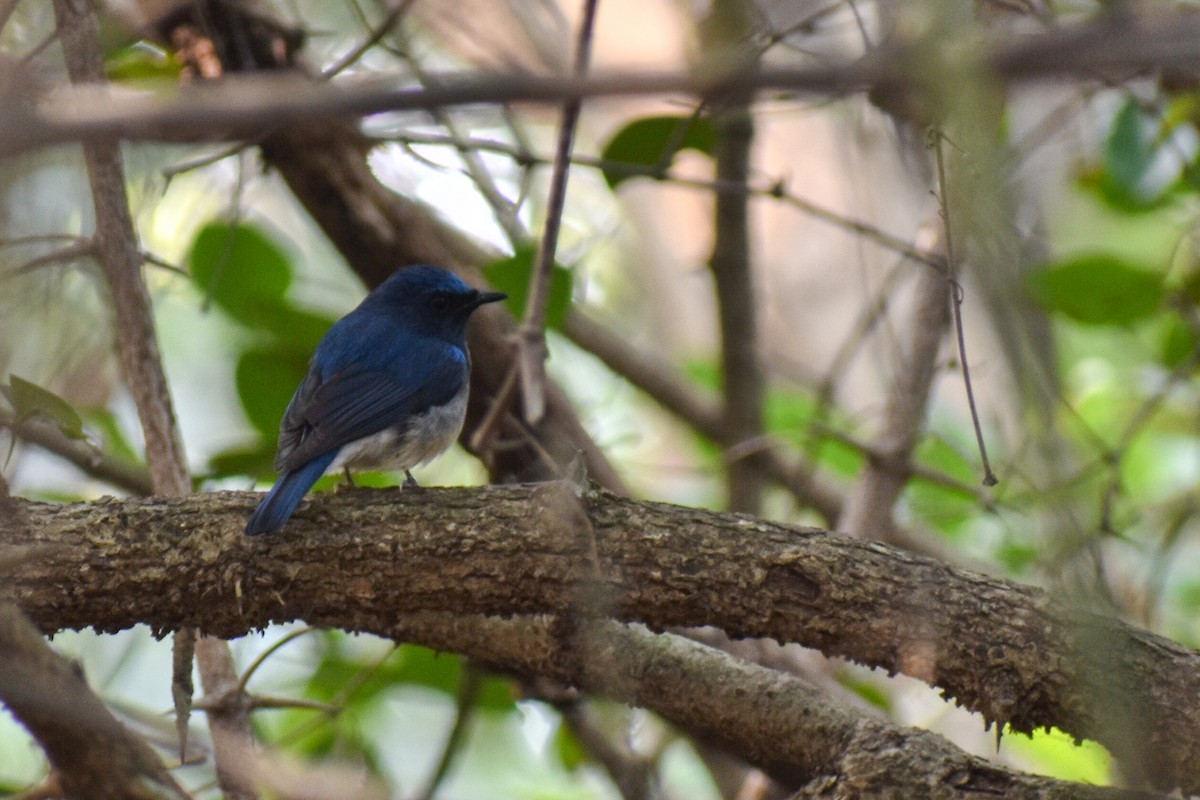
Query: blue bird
245,265,506,535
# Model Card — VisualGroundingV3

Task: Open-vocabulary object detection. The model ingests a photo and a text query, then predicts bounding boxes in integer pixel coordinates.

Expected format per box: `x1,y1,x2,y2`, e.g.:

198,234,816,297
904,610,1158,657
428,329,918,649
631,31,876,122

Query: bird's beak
471,290,508,309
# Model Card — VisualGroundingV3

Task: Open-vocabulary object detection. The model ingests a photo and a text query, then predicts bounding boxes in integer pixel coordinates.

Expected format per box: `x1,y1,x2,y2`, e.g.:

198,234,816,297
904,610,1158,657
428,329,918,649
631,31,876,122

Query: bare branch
709,104,765,514
7,11,1200,157
838,249,952,541
0,408,153,496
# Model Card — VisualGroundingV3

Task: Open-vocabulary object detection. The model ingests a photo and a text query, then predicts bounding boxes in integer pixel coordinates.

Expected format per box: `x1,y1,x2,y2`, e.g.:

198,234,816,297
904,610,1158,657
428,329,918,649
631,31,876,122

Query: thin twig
235,626,316,695
272,641,400,749
321,0,415,79
932,131,998,487
709,102,764,514
8,238,94,276
14,12,1200,160
562,311,845,524
413,664,482,800
162,142,251,181
517,0,600,424
386,27,525,244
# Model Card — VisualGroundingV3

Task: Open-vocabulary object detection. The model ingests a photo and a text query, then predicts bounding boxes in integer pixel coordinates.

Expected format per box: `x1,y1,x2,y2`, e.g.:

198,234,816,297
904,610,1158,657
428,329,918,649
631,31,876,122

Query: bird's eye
430,295,449,312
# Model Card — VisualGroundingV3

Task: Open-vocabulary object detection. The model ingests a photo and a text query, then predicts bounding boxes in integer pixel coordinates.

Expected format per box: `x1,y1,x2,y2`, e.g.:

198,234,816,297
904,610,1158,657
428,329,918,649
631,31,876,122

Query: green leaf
1160,313,1198,368
838,674,892,712
1027,255,1162,325
1106,101,1156,195
3,375,85,439
82,408,141,463
307,638,514,714
485,244,572,330
257,306,336,354
105,43,181,83
188,222,293,326
553,724,588,771
906,438,980,537
206,442,277,481
235,347,312,440
600,115,716,189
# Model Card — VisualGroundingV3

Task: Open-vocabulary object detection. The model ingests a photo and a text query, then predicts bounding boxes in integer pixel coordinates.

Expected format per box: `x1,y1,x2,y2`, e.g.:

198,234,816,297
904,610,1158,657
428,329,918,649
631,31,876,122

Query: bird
244,265,506,535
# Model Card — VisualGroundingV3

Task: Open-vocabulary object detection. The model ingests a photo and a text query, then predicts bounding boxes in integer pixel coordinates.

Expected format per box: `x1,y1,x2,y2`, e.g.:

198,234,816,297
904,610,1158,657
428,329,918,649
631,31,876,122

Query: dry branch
3,10,1200,158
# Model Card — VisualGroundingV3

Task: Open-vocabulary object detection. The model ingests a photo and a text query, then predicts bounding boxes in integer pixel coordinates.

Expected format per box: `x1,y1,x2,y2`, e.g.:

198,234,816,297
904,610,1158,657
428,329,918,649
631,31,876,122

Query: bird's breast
331,388,469,474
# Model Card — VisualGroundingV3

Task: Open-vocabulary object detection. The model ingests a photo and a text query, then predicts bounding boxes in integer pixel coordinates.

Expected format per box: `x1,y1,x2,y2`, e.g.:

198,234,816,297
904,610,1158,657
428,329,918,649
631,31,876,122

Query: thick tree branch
3,484,1200,793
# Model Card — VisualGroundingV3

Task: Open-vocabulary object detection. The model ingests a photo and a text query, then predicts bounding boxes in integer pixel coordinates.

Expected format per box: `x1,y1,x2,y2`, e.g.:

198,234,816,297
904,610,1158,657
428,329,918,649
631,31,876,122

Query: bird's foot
403,470,420,489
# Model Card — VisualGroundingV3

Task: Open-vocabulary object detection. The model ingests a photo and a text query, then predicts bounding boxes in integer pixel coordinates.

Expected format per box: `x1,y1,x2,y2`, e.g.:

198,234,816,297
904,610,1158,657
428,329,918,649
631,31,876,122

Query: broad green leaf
188,222,293,326
600,115,716,189
997,538,1037,574
1098,99,1170,210
3,375,85,439
235,348,311,440
1027,255,1162,325
1106,102,1156,193
257,306,337,354
307,639,514,714
485,244,572,330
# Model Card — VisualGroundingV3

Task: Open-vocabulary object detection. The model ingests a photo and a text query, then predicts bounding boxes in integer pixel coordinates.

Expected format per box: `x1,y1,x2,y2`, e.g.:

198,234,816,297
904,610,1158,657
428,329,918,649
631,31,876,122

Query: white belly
330,389,468,474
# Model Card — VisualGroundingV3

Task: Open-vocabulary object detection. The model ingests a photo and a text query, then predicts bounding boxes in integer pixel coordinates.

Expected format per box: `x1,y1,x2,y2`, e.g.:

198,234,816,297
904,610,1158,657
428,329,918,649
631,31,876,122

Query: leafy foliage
486,244,574,331
599,115,716,188
1027,255,1163,326
2,375,85,440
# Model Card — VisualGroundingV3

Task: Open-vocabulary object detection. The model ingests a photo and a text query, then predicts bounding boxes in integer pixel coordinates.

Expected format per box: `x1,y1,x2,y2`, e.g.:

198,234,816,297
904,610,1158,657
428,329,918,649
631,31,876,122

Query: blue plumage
245,265,506,535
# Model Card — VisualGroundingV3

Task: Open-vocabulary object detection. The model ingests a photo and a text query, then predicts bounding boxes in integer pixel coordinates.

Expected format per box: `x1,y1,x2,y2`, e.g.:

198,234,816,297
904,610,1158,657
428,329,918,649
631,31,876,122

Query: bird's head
365,265,507,342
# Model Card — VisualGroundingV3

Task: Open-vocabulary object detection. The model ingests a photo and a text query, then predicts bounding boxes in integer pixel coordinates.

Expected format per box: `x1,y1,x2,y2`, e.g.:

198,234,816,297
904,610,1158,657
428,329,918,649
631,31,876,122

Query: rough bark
3,483,1200,793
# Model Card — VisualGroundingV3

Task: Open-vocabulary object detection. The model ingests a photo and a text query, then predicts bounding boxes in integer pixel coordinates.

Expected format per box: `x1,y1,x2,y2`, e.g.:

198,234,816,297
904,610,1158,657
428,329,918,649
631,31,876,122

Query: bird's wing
273,348,466,473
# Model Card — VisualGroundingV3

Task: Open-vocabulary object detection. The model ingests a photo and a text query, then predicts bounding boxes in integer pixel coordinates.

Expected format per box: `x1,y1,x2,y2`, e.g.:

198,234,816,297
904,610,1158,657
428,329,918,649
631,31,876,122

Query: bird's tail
245,450,338,536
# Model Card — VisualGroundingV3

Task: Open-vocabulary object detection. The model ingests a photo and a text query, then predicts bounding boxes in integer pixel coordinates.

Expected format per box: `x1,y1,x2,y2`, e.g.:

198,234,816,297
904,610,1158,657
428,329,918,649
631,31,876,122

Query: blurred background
1,0,1198,796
